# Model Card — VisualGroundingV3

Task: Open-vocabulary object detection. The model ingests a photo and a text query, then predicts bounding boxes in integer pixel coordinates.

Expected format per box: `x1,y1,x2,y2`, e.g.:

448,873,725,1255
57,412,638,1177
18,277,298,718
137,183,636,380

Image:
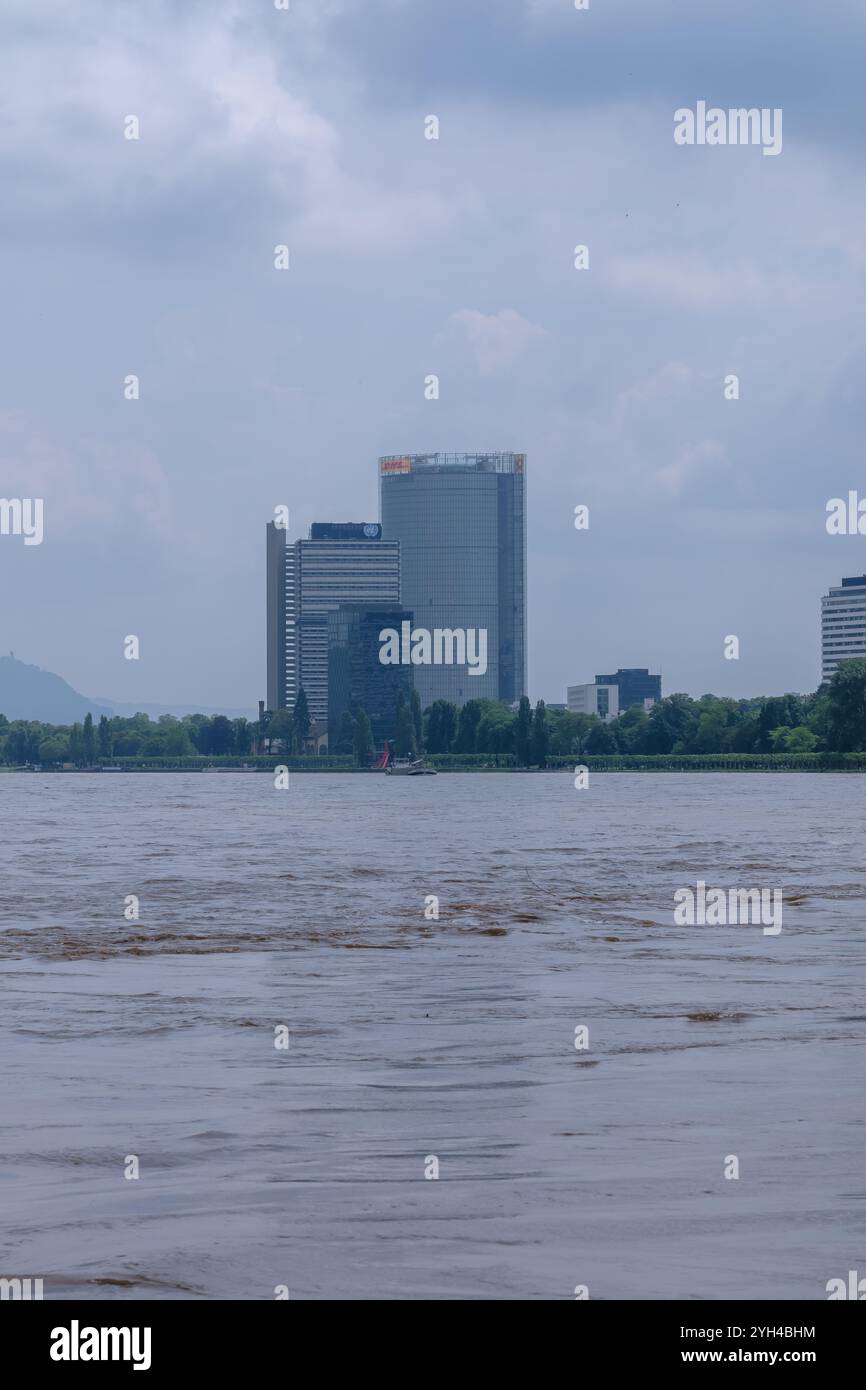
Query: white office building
567,682,619,721
821,574,866,683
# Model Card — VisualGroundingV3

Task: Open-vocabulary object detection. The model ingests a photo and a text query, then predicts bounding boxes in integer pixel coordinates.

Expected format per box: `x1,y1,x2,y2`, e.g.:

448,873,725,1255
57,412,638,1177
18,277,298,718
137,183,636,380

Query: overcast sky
1,0,865,710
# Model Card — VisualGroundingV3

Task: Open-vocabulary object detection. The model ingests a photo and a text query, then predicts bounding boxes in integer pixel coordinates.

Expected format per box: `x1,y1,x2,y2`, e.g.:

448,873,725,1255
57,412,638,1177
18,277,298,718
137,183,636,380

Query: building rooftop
379,452,525,475
308,522,382,541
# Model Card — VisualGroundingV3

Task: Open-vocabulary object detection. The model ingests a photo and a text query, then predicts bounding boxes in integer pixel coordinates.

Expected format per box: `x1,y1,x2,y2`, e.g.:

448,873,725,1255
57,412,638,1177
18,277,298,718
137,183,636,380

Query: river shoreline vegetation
3,661,866,771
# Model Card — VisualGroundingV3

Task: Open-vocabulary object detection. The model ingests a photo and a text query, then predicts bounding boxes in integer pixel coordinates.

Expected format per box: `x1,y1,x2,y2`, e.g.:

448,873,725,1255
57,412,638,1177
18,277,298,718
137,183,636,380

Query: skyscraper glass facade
378,453,526,708
594,669,661,711
327,604,414,745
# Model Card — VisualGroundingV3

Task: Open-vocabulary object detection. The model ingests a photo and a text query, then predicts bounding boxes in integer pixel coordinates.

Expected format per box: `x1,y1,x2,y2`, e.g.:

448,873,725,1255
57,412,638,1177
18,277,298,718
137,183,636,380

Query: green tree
530,699,549,767
424,700,457,753
182,714,207,751
142,727,170,757
803,688,830,749
333,710,356,755
515,696,533,765
642,694,696,753
190,716,213,754
440,701,457,751
82,713,95,766
476,705,515,755
547,710,580,756
757,696,791,752
210,714,233,755
784,724,819,752
98,714,112,758
4,721,36,764
409,688,423,750
551,711,598,756
113,730,143,756
395,702,416,757
353,707,374,766
730,716,760,753
689,698,736,753
826,659,866,751
39,734,69,764
232,717,252,755
163,721,194,756
586,720,618,754
267,709,294,751
293,688,312,748
69,722,84,765
424,702,441,751
455,699,483,753
612,704,650,753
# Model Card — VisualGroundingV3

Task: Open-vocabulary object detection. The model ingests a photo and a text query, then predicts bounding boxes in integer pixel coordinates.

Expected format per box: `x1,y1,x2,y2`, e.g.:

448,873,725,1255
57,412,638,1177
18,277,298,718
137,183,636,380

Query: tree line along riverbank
4,660,866,769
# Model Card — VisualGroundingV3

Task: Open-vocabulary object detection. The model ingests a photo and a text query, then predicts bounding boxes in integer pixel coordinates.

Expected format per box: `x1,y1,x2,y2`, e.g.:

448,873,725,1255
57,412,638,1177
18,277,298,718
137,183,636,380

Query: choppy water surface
1,772,864,1299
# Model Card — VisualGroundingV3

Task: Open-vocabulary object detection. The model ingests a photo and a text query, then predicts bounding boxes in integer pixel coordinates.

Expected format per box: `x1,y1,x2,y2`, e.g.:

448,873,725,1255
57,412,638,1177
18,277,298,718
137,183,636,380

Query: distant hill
0,656,254,724
0,656,112,723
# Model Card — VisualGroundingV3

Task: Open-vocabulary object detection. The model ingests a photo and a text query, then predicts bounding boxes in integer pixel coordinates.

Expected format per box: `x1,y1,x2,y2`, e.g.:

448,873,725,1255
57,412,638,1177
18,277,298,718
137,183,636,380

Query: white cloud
449,308,547,375
653,439,727,496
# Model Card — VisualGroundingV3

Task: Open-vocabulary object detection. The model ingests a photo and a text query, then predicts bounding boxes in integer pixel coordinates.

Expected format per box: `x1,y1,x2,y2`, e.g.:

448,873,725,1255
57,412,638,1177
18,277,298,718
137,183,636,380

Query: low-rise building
567,682,619,721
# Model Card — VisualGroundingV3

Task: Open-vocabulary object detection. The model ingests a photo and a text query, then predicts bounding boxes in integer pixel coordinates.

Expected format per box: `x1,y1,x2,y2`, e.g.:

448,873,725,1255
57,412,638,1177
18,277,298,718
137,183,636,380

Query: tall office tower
266,521,288,713
265,521,401,723
821,575,866,683
378,453,526,708
327,603,415,746
593,668,661,711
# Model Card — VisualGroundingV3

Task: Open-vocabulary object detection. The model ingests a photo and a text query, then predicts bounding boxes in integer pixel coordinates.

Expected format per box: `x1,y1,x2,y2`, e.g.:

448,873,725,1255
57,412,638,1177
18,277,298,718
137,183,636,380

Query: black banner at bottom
1,1298,860,1375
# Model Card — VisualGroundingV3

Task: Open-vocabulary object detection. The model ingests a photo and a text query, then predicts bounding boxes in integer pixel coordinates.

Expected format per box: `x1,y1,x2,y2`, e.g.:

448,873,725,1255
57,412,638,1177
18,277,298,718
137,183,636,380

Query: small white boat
386,757,437,776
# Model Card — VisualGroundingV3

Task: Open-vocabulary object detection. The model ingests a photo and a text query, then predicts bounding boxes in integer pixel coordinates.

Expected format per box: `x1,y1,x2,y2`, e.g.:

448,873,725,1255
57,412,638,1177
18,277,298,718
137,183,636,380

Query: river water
1,771,864,1300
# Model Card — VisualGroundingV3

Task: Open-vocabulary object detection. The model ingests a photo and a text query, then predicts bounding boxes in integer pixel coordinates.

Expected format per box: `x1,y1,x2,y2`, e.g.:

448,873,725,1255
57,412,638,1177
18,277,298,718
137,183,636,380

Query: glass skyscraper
378,452,526,708
327,603,415,745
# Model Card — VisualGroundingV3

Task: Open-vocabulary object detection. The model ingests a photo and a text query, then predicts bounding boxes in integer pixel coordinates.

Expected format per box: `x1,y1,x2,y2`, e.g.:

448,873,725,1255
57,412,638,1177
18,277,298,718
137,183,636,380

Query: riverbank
4,753,866,773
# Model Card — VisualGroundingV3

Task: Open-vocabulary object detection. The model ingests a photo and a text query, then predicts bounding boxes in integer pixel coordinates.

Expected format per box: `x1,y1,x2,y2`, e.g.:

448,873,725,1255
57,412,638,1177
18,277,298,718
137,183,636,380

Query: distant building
379,452,526,708
594,668,661,712
266,523,287,714
567,683,619,721
821,575,866,683
266,521,401,723
328,604,414,746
